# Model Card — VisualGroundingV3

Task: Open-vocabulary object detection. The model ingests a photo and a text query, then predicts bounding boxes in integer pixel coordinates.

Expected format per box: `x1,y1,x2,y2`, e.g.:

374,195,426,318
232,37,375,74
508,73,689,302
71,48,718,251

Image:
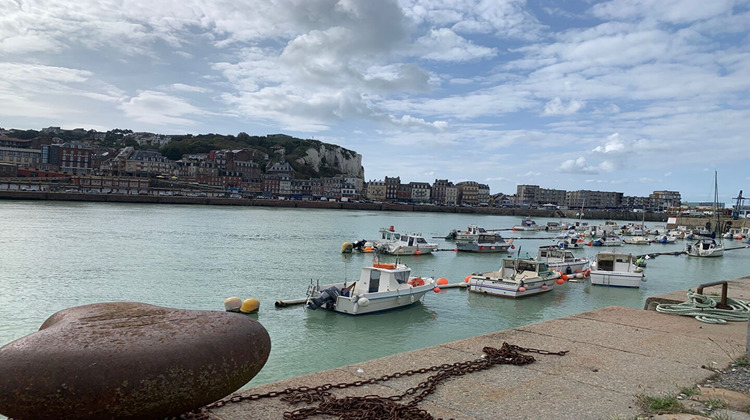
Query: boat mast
714,171,722,239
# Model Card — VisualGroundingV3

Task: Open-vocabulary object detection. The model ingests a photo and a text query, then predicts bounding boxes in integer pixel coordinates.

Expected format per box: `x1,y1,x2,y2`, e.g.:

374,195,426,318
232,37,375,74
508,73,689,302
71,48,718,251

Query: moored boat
623,236,651,245
512,217,540,231
455,235,513,253
591,232,623,246
306,261,438,315
466,257,562,298
686,172,724,258
374,226,438,255
535,245,589,275
589,251,645,288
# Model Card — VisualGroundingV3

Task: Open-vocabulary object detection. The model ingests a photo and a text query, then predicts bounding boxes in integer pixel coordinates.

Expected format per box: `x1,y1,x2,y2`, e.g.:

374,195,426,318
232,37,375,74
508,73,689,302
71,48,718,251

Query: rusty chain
173,342,567,420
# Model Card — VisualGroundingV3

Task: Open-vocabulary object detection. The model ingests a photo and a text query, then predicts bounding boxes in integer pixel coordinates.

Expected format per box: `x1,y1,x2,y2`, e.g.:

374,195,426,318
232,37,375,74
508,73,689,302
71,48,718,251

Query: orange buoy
437,278,448,285
556,279,565,285
433,287,441,293
464,275,471,283
561,274,568,281
415,250,421,255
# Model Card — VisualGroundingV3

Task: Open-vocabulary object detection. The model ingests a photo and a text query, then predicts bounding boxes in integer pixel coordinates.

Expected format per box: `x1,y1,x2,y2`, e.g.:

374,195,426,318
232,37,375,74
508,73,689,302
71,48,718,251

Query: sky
1,0,749,203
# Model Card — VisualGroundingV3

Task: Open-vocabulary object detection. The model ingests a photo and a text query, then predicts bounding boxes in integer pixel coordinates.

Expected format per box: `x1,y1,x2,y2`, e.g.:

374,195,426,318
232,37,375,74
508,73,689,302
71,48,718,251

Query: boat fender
408,277,425,287
357,297,370,307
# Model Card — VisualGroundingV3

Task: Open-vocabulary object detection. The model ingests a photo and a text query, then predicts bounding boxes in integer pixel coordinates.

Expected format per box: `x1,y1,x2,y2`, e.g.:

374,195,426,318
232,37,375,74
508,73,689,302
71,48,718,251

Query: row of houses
1,135,683,209
515,184,682,212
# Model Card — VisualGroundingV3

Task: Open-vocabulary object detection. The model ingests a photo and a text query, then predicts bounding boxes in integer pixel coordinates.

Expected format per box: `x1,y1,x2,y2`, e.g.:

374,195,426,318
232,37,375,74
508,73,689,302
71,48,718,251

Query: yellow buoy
240,298,260,314
224,297,242,312
341,242,353,253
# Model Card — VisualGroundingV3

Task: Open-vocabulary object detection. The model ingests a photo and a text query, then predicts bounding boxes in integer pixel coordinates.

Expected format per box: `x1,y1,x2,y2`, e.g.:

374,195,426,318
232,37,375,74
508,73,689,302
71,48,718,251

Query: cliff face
294,145,364,178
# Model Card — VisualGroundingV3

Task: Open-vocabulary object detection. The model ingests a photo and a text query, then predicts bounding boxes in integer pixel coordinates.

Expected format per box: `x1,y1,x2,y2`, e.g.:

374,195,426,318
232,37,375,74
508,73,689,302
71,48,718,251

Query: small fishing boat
306,261,437,315
536,245,589,275
445,224,493,241
512,217,540,231
589,251,645,288
651,234,676,244
467,257,562,298
374,226,438,255
554,232,585,249
591,232,623,246
455,232,514,253
623,236,651,245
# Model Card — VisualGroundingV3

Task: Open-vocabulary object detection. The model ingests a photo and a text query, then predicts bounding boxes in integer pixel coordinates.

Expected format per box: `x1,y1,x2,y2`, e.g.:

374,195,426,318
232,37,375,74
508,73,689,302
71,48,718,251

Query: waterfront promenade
206,276,750,420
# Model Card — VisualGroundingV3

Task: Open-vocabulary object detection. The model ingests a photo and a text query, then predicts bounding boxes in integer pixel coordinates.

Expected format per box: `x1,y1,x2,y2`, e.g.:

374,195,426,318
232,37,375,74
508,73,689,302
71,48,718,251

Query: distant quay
2,189,735,229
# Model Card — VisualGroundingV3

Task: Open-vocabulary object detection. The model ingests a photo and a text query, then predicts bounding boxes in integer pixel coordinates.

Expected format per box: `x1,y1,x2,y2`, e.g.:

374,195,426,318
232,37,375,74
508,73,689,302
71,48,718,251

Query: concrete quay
207,276,750,420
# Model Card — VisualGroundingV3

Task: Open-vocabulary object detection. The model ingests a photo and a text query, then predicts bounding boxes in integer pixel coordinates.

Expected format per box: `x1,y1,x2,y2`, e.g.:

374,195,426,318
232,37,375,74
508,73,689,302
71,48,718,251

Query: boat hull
546,261,588,274
455,242,511,253
307,281,436,315
686,240,724,257
590,271,644,288
468,276,554,298
379,245,437,255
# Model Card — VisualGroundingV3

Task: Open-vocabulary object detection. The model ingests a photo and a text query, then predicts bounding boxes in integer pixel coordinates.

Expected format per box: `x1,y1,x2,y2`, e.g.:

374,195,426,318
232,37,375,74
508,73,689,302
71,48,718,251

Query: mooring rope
655,289,750,324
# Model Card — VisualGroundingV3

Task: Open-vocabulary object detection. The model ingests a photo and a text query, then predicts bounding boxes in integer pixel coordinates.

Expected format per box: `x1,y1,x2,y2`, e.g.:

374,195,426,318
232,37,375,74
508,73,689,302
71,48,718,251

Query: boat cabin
537,246,576,262
499,258,551,279
594,252,637,272
351,264,412,295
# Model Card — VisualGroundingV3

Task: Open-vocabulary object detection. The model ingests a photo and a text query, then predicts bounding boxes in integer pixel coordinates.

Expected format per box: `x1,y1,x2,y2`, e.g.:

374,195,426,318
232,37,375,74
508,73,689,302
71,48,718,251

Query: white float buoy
224,297,242,312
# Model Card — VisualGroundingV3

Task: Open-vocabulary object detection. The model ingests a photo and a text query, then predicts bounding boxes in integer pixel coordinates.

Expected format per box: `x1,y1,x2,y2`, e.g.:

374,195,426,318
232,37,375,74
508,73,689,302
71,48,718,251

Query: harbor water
2,200,749,390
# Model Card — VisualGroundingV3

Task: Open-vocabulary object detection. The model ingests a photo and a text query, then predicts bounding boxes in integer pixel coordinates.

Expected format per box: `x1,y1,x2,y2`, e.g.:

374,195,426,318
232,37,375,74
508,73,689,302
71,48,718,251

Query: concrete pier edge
206,275,750,420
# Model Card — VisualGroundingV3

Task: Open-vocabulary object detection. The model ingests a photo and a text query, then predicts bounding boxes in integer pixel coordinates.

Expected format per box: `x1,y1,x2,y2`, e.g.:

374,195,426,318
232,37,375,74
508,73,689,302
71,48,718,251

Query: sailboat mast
714,171,721,237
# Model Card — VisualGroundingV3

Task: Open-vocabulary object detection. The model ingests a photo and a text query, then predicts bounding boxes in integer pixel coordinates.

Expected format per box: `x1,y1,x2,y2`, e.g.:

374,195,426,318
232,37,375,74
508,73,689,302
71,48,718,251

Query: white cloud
120,91,205,126
543,97,585,115
416,28,496,61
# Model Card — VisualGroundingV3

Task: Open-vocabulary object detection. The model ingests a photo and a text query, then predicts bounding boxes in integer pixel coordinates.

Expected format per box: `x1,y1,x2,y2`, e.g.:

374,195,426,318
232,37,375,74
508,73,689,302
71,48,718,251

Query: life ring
408,277,425,287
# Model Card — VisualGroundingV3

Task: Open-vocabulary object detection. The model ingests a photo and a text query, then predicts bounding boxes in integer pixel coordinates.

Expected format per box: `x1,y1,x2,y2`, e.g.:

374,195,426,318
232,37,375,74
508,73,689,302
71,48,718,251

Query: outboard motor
307,287,341,310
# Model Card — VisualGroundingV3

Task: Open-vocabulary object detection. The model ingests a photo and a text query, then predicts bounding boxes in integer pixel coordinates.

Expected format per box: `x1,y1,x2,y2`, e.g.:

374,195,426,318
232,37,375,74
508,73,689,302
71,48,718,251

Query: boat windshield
394,271,409,284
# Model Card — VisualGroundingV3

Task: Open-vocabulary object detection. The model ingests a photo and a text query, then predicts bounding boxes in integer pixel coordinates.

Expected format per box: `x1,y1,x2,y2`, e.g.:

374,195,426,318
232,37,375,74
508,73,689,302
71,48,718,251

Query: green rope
655,289,750,324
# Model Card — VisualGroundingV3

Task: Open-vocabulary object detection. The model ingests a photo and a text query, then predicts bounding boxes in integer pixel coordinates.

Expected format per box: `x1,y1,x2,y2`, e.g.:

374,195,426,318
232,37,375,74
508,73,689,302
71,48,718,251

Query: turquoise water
1,200,749,390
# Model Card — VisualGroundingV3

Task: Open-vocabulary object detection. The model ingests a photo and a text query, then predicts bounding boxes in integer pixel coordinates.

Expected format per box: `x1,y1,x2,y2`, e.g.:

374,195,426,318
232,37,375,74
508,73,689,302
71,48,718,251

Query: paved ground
205,276,750,420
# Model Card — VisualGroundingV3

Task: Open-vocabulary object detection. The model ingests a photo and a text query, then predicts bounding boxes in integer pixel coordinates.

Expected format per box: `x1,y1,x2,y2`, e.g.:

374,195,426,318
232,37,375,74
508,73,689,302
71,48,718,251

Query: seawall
3,190,739,227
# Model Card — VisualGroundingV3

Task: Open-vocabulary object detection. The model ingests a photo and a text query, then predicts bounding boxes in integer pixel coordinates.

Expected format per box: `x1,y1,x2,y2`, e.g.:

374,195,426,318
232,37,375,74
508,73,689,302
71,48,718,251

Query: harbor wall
1,190,748,229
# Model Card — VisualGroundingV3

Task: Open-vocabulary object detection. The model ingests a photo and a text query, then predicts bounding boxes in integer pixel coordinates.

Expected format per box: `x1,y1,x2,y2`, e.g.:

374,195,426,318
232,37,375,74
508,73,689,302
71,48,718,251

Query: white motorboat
446,224,493,241
455,234,513,253
589,251,645,288
651,234,676,244
467,257,562,298
623,236,651,245
555,232,585,249
686,172,724,258
536,246,589,275
306,261,437,315
591,232,623,246
374,226,438,255
512,217,540,231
